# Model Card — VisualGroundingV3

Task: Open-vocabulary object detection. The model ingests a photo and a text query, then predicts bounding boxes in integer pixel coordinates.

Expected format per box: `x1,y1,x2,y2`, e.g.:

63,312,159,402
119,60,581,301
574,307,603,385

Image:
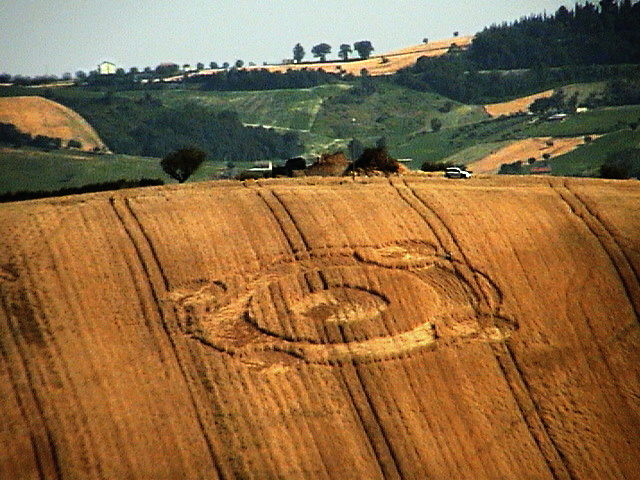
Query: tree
161,148,206,183
196,62,205,70
311,43,331,62
235,59,244,68
210,61,218,69
155,63,179,76
293,43,305,63
339,44,352,61
354,41,374,59
430,117,443,132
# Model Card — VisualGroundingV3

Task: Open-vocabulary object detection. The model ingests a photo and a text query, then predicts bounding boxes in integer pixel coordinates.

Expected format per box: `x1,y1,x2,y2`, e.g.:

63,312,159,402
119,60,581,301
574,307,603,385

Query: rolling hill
0,96,108,152
0,176,638,479
181,36,473,79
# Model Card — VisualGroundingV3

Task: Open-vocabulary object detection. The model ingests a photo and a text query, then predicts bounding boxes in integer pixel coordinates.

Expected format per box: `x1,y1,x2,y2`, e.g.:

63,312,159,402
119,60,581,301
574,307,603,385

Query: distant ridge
178,35,473,80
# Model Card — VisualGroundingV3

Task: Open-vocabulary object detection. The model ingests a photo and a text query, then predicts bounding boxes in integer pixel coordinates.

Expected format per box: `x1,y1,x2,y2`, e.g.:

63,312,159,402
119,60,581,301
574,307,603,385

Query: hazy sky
2,1,574,76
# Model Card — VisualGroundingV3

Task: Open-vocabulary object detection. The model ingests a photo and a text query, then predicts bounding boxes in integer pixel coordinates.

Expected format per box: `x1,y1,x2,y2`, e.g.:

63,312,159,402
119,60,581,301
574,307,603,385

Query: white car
444,166,472,179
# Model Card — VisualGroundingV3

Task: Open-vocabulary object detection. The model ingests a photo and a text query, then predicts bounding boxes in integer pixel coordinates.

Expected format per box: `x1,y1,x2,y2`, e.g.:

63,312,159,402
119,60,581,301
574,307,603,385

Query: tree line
469,0,640,69
0,122,86,150
193,68,346,91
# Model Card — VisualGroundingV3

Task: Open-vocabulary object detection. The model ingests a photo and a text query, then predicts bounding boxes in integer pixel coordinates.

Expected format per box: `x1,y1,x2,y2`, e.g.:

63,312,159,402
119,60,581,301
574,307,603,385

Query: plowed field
1,176,639,479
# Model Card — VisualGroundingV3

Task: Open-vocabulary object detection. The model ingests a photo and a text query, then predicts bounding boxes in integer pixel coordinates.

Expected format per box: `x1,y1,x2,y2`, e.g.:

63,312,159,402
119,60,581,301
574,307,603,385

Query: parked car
444,166,472,179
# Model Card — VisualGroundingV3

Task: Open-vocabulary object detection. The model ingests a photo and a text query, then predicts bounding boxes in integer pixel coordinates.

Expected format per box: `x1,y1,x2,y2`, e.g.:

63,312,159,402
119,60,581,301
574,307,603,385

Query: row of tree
292,41,374,63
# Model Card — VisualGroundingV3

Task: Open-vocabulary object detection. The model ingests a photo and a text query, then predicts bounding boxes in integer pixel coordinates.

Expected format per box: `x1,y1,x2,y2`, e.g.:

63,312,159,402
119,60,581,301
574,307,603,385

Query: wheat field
1,175,638,479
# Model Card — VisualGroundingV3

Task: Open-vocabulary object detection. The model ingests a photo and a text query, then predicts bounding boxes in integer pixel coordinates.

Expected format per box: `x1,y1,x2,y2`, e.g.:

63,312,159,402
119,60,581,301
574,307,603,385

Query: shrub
421,161,453,172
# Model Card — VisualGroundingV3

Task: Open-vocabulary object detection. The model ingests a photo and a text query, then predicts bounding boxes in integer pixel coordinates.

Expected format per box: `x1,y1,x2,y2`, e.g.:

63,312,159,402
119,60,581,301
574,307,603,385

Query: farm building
98,61,116,75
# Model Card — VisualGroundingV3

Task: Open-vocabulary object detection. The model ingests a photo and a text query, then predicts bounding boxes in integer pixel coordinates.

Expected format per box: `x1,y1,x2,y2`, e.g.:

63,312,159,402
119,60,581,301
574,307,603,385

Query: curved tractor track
0,176,638,479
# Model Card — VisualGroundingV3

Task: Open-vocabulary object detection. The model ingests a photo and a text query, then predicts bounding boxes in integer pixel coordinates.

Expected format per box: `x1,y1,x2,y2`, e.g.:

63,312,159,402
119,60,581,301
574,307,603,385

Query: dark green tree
354,41,374,59
161,147,206,183
293,43,305,63
339,44,352,61
311,43,331,62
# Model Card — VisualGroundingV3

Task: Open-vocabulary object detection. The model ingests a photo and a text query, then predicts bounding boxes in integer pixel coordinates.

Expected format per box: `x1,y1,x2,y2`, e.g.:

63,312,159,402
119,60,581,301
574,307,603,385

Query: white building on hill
98,61,116,75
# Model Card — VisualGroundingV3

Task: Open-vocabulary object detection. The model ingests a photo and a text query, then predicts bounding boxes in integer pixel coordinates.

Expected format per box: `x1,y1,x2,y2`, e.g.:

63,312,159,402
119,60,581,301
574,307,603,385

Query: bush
498,160,524,175
599,148,640,179
351,146,401,175
421,161,453,172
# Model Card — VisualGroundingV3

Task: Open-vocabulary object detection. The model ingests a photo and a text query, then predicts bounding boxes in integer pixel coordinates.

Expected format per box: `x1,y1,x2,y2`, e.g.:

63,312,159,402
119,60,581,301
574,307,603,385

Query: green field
550,128,640,176
0,148,238,195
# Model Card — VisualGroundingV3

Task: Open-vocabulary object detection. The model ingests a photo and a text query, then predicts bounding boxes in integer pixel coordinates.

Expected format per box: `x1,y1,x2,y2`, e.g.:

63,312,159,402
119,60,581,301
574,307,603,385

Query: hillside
186,36,472,79
467,136,588,174
0,176,638,479
484,90,554,117
0,96,107,152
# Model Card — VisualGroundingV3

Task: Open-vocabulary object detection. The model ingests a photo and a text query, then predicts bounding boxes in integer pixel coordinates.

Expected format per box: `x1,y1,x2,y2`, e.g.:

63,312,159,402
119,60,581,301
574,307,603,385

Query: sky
2,1,576,77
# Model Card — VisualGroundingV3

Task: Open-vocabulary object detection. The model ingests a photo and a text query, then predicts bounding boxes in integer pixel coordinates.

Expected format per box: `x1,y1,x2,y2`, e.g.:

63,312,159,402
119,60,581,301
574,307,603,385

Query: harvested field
0,176,639,479
0,96,107,152
484,90,554,117
467,136,589,174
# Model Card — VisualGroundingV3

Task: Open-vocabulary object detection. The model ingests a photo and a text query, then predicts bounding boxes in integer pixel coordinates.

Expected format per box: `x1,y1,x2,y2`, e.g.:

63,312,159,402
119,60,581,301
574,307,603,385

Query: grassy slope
551,128,640,176
0,148,229,194
398,104,640,173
